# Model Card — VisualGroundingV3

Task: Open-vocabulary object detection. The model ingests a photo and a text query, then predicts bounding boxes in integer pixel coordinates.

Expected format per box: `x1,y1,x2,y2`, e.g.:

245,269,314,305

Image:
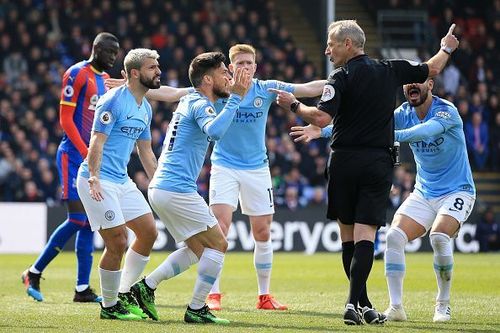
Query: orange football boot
207,293,222,311
257,294,288,310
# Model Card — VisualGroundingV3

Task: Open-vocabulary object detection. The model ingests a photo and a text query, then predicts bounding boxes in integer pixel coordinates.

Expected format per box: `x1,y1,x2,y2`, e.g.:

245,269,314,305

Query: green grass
1,252,499,332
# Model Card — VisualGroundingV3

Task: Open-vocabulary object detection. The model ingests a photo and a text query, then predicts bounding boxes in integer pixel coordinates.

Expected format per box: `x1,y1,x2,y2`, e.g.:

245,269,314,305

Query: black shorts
326,149,393,226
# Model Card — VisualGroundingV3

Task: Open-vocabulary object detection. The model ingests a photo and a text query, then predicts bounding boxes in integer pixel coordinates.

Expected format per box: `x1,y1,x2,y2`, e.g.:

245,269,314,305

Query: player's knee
386,227,408,250
430,232,451,254
136,222,158,245
251,221,271,241
106,233,128,256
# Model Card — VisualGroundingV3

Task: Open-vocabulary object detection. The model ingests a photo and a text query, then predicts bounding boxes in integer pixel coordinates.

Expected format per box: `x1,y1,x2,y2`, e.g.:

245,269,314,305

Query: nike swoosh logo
126,115,133,119
449,208,458,212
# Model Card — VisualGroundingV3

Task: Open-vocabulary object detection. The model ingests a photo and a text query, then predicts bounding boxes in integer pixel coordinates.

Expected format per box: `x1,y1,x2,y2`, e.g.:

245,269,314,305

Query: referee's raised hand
440,23,459,54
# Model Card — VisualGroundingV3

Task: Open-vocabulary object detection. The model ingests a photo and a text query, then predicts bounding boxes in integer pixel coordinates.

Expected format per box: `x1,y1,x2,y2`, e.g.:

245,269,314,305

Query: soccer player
130,52,251,324
290,77,475,323
385,78,475,322
76,48,160,320
207,44,326,311
22,32,119,303
134,44,326,311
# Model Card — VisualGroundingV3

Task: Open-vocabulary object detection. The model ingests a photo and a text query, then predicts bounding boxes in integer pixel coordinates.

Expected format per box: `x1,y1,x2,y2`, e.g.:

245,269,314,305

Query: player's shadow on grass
286,309,342,319
140,319,334,332
156,303,341,319
390,321,499,333
0,324,58,330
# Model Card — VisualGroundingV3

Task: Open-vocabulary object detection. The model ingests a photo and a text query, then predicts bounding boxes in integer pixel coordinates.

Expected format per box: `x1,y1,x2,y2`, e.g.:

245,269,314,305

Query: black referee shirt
317,54,429,150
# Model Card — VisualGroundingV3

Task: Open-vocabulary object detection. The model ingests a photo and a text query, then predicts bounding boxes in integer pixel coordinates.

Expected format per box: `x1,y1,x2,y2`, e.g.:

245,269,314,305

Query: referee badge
320,85,335,102
99,111,112,124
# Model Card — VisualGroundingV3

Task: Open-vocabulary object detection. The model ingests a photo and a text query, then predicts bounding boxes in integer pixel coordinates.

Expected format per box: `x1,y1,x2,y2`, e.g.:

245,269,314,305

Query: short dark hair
188,52,226,88
93,32,119,46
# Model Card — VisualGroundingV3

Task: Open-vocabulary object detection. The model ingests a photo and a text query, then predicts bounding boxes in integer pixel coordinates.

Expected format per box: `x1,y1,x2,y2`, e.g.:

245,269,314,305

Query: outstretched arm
105,70,191,102
395,120,445,142
146,86,192,102
269,88,332,127
292,80,327,98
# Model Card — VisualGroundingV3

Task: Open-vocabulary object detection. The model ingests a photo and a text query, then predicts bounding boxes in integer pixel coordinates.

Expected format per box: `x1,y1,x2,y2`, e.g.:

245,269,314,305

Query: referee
271,20,459,325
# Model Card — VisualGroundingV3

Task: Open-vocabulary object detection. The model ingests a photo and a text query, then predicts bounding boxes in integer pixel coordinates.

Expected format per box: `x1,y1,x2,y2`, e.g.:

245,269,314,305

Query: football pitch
1,252,499,333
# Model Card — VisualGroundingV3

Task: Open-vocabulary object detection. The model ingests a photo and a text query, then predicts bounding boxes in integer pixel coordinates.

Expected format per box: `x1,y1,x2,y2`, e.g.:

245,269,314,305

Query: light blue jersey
150,91,242,193
394,96,475,199
79,85,152,183
212,79,294,169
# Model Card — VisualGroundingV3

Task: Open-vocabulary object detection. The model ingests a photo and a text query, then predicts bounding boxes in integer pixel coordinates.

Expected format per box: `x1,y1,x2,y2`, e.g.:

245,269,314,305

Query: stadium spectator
490,112,500,171
465,111,489,171
475,206,500,252
0,0,497,205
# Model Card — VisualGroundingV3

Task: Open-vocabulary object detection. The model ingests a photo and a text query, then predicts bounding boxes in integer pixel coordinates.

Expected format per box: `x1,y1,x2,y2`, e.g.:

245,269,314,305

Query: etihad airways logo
410,137,444,153
234,111,264,123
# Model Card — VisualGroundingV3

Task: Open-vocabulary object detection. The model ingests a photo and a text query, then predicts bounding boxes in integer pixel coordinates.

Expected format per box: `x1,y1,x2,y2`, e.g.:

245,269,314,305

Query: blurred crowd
0,0,498,215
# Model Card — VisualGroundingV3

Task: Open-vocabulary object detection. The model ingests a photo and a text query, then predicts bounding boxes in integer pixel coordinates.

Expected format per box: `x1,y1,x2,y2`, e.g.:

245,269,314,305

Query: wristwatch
290,100,300,113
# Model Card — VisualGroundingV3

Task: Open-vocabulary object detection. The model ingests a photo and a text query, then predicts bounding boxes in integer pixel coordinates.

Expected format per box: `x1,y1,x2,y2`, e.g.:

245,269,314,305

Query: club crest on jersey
104,210,115,221
253,97,263,108
63,85,74,98
99,111,112,124
321,85,335,101
205,106,215,116
144,112,149,124
436,111,451,119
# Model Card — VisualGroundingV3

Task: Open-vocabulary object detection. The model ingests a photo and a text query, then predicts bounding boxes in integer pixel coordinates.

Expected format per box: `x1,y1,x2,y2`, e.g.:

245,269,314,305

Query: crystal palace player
22,33,119,302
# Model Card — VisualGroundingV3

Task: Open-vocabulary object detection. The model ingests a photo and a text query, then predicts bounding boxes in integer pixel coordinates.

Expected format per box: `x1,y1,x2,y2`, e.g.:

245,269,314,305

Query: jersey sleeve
385,59,429,85
60,67,87,107
59,67,89,157
317,68,345,118
92,95,117,136
264,80,295,97
429,104,459,132
197,94,242,140
393,104,407,130
193,99,217,131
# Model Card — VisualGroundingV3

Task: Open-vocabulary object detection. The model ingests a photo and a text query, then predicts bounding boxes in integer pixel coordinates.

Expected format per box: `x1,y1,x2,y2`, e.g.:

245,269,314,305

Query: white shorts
76,176,152,232
395,191,475,235
148,188,218,243
209,164,275,216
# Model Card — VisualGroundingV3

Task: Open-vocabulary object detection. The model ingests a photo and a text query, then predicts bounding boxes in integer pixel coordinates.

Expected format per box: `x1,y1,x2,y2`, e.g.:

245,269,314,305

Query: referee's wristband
290,100,300,113
440,46,453,55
